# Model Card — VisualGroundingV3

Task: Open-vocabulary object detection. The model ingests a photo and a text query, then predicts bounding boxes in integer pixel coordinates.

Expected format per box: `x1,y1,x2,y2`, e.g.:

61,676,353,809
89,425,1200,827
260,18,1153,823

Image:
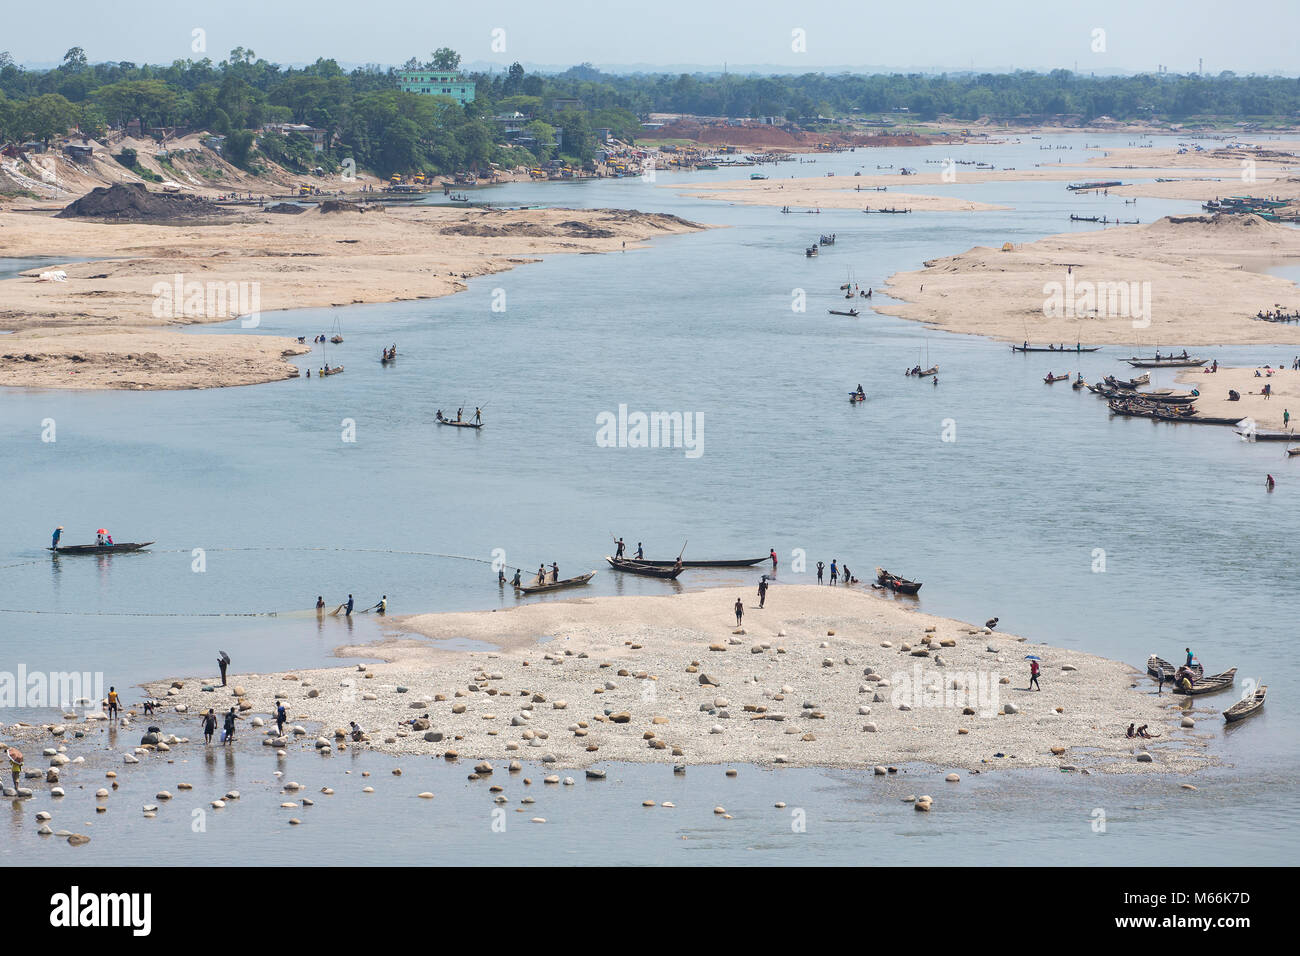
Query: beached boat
875,567,922,595
437,417,483,429
1146,655,1204,683
1170,667,1237,696
604,556,684,579
515,570,597,594
1235,427,1295,441
1043,373,1071,383
1125,357,1206,368
828,309,859,317
1222,685,1266,722
50,541,154,554
629,557,767,568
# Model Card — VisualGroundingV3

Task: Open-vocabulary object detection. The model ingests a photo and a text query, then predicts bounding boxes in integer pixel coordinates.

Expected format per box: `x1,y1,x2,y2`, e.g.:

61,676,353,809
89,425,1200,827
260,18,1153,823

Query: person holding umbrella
7,747,22,791
218,651,230,686
1027,655,1042,691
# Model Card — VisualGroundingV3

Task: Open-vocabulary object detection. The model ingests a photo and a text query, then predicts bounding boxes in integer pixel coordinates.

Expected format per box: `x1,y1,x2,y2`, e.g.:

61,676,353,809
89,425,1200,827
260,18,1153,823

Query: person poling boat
51,526,63,549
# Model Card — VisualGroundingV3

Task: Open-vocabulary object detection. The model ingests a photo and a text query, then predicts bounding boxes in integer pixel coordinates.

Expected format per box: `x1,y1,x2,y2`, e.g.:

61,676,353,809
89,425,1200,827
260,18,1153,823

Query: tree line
2,47,1298,178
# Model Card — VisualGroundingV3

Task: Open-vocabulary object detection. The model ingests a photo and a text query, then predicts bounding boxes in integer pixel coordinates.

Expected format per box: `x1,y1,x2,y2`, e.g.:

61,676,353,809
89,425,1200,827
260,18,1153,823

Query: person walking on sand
218,654,229,686
203,708,217,745
276,701,287,737
757,577,768,609
1029,659,1042,691
223,708,238,746
816,561,824,584
734,598,744,627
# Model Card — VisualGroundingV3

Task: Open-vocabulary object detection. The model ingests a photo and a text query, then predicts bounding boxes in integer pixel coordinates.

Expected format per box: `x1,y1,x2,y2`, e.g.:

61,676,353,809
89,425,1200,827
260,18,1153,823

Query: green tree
430,48,461,71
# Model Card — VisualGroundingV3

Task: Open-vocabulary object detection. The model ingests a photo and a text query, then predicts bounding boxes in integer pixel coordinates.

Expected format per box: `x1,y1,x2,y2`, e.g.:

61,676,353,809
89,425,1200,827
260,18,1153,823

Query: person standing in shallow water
734,598,744,626
223,708,238,745
816,561,824,584
769,548,778,571
203,708,217,745
276,701,287,737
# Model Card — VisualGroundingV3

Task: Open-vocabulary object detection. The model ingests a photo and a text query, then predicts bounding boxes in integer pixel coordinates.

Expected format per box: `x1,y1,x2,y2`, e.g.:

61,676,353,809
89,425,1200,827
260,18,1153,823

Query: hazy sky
8,0,1298,75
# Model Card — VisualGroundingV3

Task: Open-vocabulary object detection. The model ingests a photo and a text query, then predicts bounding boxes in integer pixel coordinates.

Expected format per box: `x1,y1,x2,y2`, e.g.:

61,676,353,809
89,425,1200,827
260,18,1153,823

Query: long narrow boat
1170,667,1237,696
1011,345,1102,352
515,571,596,595
1235,428,1295,442
875,567,922,595
629,557,767,568
1043,373,1071,383
1222,685,1266,722
50,541,154,554
1287,447,1300,457
1125,357,1207,368
828,309,859,317
1146,655,1204,683
321,366,345,376
436,418,483,429
604,556,684,579
906,366,938,378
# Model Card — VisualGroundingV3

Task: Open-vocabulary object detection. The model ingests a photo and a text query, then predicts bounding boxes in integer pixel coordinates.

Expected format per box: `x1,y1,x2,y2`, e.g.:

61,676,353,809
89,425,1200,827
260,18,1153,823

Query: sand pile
56,182,222,222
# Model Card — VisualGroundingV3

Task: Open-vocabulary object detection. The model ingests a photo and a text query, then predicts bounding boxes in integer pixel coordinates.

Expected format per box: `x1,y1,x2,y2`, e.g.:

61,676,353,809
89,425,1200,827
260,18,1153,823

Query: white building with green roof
397,70,476,104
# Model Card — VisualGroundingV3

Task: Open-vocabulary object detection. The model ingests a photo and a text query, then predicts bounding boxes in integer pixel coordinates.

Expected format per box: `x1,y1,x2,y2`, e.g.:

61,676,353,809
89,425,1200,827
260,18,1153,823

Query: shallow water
2,132,1298,864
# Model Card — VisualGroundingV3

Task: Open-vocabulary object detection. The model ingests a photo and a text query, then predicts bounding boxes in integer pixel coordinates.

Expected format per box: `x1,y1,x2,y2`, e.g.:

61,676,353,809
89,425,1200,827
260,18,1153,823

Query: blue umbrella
1024,654,1042,661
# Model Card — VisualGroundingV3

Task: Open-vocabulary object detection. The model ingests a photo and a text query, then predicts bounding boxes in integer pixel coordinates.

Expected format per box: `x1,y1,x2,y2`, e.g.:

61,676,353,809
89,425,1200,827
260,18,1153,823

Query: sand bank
878,214,1300,346
1176,365,1300,434
674,175,1007,212
0,204,704,390
147,585,1211,775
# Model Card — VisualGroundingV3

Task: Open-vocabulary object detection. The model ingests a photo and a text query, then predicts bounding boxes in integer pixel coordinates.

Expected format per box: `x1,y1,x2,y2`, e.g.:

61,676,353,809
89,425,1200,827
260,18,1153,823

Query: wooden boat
1146,655,1203,683
1071,378,1086,389
1287,447,1300,457
50,541,154,554
1011,345,1101,353
1235,428,1295,442
630,557,767,568
329,335,343,344
515,570,596,594
1043,373,1071,383
828,309,859,317
875,567,922,595
1170,667,1237,696
321,365,344,376
905,366,938,378
1125,357,1206,368
848,392,866,403
436,417,483,429
604,556,684,579
1222,685,1266,722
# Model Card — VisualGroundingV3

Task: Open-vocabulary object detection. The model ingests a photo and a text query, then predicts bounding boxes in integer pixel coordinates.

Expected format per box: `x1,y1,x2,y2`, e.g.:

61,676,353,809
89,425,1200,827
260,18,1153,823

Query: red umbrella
96,529,107,535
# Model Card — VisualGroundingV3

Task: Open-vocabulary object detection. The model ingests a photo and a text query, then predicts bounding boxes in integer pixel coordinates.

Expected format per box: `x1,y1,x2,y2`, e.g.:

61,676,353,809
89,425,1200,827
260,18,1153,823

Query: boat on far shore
629,556,767,568
1125,355,1206,368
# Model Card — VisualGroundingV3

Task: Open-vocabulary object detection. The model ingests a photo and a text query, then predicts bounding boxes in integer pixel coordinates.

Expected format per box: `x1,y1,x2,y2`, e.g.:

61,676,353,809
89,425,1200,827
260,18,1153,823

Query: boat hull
515,571,596,594
605,557,684,579
50,542,154,554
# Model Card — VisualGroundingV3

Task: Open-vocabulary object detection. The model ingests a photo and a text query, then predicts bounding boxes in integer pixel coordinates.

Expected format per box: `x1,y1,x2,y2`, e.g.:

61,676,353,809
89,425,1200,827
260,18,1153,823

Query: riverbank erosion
878,214,1300,346
146,586,1212,775
0,201,705,389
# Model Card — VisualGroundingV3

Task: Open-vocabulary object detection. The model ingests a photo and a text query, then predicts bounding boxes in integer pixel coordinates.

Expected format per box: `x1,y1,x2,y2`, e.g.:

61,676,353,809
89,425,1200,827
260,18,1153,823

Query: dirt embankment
55,182,224,222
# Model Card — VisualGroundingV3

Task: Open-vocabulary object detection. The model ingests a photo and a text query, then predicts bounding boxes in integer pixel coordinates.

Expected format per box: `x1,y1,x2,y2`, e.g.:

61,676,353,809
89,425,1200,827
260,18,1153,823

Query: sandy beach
138,585,1212,776
877,214,1300,346
675,175,1007,213
1176,365,1300,433
0,203,704,389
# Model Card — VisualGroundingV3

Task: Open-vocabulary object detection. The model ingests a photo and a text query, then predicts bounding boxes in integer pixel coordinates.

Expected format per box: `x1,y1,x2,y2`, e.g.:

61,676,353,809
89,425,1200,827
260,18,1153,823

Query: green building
397,70,476,104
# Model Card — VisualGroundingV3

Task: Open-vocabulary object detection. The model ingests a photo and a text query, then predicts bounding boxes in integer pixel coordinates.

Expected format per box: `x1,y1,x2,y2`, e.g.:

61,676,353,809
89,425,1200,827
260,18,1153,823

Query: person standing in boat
635,542,644,560
474,407,482,425
615,538,626,559
52,526,63,550
536,564,547,585
457,407,464,422
551,562,559,583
